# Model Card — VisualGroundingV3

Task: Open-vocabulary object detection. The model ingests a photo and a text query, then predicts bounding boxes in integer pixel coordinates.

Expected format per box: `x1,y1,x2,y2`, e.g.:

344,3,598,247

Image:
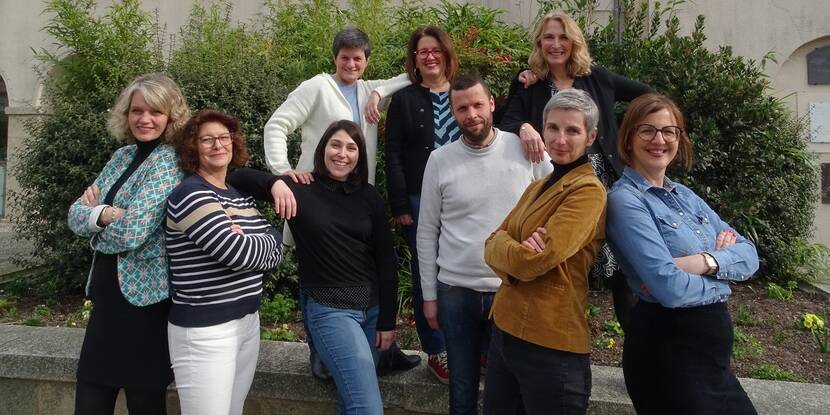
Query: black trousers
623,301,756,415
483,326,591,415
74,380,167,415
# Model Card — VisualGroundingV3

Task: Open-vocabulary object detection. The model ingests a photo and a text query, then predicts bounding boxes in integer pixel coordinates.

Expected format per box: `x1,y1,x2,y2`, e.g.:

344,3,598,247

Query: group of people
68,11,760,415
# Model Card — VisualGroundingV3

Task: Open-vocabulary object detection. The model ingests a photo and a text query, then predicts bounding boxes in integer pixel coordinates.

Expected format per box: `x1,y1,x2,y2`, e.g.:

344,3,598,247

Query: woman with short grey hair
484,89,607,415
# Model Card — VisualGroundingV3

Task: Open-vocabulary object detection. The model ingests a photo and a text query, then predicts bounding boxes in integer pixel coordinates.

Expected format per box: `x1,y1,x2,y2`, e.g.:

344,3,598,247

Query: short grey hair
332,27,372,58
542,89,599,132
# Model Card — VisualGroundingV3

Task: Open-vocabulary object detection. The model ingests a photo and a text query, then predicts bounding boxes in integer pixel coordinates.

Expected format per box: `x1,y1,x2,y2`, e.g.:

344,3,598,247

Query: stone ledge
1,325,829,414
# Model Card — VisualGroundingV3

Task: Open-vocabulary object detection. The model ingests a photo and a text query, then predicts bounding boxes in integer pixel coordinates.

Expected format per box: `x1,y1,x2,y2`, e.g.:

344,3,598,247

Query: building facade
1,0,828,245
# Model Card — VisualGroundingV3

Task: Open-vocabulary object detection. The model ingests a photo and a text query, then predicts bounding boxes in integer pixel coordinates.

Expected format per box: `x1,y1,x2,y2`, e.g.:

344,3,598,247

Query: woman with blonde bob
499,12,653,330
68,73,189,414
606,94,758,414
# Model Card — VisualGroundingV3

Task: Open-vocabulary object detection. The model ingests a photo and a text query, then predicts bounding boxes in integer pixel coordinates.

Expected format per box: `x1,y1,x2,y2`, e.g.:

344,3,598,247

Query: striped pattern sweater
165,174,283,327
431,90,460,148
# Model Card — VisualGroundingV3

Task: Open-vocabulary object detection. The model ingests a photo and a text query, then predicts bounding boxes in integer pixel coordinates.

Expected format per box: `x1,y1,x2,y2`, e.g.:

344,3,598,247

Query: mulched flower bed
587,279,830,384
3,279,828,383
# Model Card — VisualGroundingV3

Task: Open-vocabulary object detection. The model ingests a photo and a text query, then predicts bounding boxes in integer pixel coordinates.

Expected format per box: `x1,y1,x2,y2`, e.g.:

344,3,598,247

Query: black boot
377,347,421,376
310,351,331,381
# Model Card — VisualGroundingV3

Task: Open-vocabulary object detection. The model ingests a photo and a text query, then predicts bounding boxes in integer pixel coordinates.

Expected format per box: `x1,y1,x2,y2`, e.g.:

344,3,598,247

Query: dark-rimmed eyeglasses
635,124,682,142
198,134,232,147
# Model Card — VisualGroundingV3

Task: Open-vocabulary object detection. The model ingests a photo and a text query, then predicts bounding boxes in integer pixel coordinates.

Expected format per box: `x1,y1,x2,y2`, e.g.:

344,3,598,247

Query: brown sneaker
428,351,450,384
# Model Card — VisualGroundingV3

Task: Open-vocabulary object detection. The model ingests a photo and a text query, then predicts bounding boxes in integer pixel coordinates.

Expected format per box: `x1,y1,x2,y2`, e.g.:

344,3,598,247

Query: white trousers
168,311,260,415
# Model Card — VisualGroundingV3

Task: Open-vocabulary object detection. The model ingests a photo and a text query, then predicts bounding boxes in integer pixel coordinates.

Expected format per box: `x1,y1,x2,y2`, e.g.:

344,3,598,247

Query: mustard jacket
484,162,606,353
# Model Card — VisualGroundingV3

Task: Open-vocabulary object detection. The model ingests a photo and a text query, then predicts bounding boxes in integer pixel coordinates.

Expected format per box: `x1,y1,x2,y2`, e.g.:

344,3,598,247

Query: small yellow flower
802,313,825,330
606,338,615,349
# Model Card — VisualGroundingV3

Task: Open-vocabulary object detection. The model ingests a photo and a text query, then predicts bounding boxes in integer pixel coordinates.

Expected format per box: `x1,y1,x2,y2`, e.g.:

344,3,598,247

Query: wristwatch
702,252,719,275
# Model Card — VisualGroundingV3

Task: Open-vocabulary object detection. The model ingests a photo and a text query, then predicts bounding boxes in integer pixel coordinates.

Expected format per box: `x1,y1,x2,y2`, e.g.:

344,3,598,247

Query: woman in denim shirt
606,94,758,415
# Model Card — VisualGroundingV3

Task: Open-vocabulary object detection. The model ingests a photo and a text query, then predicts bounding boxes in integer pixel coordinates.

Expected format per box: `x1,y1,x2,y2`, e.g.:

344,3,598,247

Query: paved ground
0,221,32,276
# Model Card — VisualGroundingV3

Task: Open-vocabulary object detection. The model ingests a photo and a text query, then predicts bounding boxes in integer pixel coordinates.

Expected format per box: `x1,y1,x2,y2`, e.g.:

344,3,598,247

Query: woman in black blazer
499,12,653,330
383,25,461,383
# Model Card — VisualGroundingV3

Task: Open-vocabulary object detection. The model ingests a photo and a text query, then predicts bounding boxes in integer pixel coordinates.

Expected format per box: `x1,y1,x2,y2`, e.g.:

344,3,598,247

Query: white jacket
263,72,410,184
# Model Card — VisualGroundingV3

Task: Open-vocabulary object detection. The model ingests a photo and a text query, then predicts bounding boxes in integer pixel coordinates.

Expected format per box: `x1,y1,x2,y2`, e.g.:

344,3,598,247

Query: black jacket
499,65,653,179
384,84,437,216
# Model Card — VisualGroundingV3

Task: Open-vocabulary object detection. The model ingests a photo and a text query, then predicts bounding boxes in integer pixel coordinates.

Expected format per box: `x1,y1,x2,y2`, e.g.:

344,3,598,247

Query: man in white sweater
418,74,552,414
262,27,417,379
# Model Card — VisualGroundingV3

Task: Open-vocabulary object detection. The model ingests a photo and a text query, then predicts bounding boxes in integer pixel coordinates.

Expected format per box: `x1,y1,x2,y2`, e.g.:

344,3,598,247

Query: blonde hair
528,13,592,79
107,73,190,143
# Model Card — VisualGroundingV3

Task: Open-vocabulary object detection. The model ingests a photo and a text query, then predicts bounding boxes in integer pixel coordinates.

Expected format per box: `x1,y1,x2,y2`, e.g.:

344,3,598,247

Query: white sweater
263,72,410,184
417,129,553,300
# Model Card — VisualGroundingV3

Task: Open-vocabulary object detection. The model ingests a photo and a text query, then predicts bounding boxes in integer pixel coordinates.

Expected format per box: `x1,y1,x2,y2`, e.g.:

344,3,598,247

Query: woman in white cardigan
262,27,420,380
263,27,410,185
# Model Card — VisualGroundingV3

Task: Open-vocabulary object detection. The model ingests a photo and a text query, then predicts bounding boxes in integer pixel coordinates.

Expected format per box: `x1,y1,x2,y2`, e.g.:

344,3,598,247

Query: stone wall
2,325,830,414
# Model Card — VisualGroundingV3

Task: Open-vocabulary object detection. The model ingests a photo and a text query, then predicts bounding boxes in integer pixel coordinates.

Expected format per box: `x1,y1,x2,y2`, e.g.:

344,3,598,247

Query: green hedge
10,0,826,299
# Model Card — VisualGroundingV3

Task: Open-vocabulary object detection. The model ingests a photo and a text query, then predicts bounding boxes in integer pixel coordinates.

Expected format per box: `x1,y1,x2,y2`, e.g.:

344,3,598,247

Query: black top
498,65,653,180
227,168,400,331
102,138,161,206
384,84,441,216
78,137,172,389
539,154,591,196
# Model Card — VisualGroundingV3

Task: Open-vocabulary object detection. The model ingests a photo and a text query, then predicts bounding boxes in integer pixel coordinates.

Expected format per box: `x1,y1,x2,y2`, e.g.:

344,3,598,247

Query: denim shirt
606,167,759,308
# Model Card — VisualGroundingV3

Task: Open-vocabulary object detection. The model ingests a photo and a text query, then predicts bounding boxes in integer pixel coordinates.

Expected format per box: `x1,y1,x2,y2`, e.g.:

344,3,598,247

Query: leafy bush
543,0,828,282
11,0,162,296
259,293,297,324
14,0,827,301
767,281,797,302
13,0,529,299
261,324,298,342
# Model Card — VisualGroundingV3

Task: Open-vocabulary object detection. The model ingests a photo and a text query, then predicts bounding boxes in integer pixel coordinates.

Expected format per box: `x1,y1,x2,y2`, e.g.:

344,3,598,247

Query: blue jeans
403,194,446,355
305,297,382,415
437,282,495,415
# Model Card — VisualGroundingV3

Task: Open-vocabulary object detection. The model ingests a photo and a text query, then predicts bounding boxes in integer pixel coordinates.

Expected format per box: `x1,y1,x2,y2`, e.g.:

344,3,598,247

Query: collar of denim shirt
621,166,679,194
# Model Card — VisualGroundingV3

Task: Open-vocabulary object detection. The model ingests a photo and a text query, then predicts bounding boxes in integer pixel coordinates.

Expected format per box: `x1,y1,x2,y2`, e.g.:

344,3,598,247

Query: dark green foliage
14,0,529,298
259,293,297,324
11,0,162,296
543,0,827,281
15,0,826,300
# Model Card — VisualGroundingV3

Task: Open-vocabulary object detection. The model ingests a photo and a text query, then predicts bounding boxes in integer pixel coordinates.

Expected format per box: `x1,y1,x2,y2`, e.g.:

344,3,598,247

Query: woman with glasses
606,94,758,415
68,73,188,415
165,110,283,414
382,25,460,383
499,12,653,330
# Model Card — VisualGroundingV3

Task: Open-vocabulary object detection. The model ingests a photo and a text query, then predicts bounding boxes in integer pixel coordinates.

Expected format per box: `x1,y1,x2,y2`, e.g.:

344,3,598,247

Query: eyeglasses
635,124,682,142
198,133,232,147
414,48,443,59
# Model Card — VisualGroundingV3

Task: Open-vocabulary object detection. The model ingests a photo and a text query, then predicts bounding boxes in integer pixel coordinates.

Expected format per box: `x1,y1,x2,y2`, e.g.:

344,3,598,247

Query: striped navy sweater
165,174,283,327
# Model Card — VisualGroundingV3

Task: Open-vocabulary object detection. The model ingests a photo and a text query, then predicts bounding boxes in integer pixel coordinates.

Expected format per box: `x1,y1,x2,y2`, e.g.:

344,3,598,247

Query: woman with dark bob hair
383,25,459,382
165,109,283,415
606,94,758,415
229,119,398,415
68,72,188,414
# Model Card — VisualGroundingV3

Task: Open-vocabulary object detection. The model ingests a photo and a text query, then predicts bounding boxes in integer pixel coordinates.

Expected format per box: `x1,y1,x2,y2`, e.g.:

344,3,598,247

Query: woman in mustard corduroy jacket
483,89,607,415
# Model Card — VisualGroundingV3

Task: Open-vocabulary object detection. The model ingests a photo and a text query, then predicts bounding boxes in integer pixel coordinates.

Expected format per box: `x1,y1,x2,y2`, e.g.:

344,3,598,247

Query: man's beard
460,117,492,144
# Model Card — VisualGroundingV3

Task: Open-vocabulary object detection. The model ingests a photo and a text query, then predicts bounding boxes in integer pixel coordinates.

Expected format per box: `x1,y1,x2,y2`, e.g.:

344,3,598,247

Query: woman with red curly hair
165,109,283,415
